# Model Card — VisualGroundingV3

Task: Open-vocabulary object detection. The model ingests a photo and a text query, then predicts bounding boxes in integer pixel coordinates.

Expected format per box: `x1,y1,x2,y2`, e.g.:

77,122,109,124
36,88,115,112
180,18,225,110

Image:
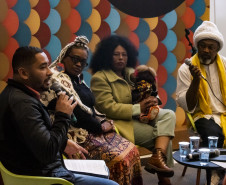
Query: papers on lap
64,159,109,179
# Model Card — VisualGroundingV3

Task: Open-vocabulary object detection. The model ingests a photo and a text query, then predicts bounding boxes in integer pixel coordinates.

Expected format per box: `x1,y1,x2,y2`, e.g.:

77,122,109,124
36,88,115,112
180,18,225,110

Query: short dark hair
89,35,138,74
12,46,43,74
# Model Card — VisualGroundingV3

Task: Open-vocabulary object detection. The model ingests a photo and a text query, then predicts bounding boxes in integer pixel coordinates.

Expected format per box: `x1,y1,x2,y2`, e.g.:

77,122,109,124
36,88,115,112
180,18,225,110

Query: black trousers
195,118,225,148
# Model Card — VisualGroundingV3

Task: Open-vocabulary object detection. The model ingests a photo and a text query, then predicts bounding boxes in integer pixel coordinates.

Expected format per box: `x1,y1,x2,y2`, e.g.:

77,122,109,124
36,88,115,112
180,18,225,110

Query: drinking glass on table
208,136,218,149
179,141,190,160
189,136,200,153
199,148,210,165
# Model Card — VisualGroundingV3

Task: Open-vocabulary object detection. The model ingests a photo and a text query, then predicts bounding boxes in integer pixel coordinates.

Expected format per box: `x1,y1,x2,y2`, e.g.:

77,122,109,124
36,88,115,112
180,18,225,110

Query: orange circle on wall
3,37,16,83
181,30,194,49
124,15,139,31
3,37,19,60
6,0,18,9
2,9,19,37
128,32,139,49
65,9,81,33
181,7,195,29
157,65,167,87
181,39,191,52
158,87,167,108
186,0,195,6
70,34,77,42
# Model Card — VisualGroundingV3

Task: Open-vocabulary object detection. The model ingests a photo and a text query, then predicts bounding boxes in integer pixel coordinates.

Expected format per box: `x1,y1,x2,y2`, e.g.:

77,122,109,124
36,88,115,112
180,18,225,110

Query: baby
131,65,161,124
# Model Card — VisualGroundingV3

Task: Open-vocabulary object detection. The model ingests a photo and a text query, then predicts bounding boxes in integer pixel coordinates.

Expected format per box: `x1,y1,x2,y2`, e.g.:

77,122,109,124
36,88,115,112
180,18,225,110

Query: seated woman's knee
159,109,176,124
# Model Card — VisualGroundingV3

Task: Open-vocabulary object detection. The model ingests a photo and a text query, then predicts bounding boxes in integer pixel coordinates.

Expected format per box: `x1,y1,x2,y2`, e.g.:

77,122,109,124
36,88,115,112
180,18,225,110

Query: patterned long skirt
81,131,143,185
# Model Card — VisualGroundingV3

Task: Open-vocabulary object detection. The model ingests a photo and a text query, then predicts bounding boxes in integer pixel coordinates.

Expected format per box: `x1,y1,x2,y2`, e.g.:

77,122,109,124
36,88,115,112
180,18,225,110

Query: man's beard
199,58,212,65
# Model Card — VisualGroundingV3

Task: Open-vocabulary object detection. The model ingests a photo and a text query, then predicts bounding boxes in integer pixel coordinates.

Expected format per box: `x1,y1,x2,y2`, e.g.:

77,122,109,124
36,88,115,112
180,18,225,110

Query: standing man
0,46,118,185
176,21,226,184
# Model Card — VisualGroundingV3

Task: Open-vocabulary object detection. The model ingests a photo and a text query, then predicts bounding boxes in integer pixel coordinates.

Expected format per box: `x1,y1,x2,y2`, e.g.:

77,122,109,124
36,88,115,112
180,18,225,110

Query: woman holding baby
90,35,176,185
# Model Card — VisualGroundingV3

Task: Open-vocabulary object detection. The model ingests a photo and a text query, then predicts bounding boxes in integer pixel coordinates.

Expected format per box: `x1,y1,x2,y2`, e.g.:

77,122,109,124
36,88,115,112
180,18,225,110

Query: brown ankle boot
144,148,174,177
157,174,172,185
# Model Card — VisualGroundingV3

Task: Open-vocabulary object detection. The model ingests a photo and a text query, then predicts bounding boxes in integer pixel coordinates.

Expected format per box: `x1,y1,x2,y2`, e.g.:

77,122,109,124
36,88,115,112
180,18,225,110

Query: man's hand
64,139,88,159
55,92,77,116
189,65,202,81
140,96,158,114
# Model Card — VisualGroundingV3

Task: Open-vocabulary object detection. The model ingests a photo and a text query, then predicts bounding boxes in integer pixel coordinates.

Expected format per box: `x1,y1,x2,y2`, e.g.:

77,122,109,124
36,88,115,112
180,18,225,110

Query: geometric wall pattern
0,0,209,125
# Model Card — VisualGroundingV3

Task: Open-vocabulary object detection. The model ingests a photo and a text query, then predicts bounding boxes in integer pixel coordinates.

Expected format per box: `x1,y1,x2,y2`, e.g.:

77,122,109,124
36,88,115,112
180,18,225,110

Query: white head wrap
193,21,224,50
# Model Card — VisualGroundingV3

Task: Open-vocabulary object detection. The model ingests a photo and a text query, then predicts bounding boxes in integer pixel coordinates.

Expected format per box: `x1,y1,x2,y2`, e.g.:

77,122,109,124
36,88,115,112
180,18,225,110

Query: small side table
173,151,222,185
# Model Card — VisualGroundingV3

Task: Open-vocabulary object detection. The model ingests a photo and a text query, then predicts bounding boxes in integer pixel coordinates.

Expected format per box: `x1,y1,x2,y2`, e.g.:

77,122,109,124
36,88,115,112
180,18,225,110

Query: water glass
208,136,218,149
199,148,210,165
189,136,200,153
179,142,190,160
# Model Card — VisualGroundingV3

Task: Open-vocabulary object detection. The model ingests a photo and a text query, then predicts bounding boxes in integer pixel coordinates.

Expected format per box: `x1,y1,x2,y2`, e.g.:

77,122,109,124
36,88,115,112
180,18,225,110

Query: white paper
211,161,226,168
64,159,109,177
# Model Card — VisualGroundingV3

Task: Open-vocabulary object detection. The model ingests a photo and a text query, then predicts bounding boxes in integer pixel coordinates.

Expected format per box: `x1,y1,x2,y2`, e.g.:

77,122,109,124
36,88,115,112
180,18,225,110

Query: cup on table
189,136,200,153
208,136,218,149
199,148,210,165
179,141,190,160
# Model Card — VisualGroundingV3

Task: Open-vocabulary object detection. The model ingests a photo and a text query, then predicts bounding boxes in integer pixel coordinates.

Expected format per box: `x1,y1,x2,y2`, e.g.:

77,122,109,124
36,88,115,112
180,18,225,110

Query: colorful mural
0,0,209,125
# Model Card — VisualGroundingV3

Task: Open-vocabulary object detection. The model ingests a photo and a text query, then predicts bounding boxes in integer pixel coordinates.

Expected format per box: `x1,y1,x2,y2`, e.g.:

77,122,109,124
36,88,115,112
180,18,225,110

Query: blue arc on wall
108,0,185,18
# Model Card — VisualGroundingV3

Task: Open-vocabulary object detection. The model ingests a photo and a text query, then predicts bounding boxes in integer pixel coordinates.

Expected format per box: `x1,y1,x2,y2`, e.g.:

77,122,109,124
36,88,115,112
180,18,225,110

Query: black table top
173,151,223,169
